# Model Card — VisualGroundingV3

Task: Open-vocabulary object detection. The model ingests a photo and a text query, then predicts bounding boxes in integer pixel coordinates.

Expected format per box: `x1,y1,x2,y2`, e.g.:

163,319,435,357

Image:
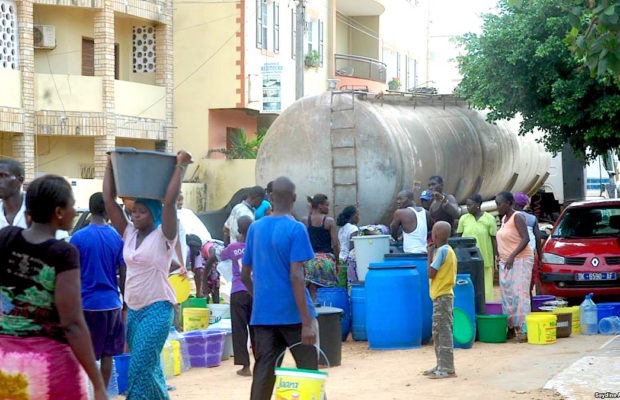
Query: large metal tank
256,92,551,225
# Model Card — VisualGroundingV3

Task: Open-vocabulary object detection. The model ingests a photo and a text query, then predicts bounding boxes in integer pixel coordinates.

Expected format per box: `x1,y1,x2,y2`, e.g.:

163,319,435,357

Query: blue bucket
113,353,130,394
316,287,351,341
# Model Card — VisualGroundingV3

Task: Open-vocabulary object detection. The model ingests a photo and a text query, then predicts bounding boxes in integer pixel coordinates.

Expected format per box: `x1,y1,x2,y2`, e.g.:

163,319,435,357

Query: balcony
335,54,386,84
114,80,166,120
0,69,22,109
35,74,103,112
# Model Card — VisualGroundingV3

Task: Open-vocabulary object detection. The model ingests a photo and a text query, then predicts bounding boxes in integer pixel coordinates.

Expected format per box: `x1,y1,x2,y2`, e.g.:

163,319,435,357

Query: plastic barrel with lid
383,253,432,344
448,238,485,315
316,306,343,367
366,262,422,349
350,283,367,341
316,287,351,341
453,274,476,349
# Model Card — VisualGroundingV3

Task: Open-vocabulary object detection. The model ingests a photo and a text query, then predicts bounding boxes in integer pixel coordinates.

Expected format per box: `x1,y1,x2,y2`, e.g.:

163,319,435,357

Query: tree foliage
208,127,267,159
456,0,620,157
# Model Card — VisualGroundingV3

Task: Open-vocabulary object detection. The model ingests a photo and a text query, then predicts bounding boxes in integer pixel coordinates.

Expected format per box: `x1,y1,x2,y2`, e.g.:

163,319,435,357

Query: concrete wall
114,80,166,119
350,16,380,59
199,159,256,210
35,136,94,178
0,70,22,109
35,74,103,112
173,2,239,160
33,6,95,76
335,19,349,55
114,16,156,85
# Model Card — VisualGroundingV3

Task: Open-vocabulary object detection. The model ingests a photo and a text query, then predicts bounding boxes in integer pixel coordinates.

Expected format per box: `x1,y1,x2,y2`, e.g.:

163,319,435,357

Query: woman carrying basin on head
103,150,192,400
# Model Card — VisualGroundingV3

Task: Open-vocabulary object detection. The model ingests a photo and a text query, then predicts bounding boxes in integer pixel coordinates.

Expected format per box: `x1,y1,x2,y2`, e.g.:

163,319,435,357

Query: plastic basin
532,295,555,311
110,147,180,200
184,330,227,367
476,314,507,343
485,302,503,315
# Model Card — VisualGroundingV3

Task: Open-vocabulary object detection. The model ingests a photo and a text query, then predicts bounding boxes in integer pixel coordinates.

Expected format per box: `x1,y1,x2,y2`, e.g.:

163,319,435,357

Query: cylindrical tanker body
256,93,550,225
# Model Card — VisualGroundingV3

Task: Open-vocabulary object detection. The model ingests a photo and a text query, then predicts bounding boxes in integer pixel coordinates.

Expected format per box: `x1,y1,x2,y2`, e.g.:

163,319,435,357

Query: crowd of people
0,152,546,398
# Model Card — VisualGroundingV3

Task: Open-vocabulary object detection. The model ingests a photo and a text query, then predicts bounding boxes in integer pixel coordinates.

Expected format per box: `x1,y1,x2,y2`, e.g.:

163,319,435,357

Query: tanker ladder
330,90,360,217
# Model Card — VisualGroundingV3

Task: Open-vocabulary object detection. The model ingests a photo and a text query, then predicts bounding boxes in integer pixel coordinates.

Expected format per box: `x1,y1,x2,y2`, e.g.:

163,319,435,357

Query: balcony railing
335,54,386,83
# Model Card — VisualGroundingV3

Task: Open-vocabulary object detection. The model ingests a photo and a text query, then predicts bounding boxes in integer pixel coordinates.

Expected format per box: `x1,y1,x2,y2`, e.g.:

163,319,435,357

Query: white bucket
208,303,231,324
351,235,391,281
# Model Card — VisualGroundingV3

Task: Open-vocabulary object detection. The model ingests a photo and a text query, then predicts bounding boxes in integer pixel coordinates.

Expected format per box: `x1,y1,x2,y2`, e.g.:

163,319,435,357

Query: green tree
456,0,620,157
208,127,267,159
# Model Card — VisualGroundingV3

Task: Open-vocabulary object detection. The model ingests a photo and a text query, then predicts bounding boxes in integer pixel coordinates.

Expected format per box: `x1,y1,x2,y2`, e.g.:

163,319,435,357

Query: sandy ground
164,333,610,400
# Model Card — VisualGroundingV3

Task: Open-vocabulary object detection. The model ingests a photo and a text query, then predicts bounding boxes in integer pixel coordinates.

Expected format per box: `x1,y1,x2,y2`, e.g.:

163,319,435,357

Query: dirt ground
166,333,609,400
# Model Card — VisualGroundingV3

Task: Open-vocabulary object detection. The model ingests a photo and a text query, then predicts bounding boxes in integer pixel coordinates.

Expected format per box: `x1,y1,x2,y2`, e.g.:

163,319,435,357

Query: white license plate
575,272,617,281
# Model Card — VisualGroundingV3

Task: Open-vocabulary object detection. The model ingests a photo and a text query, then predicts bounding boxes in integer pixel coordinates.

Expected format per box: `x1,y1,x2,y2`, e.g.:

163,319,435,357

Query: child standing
220,215,255,376
424,221,457,379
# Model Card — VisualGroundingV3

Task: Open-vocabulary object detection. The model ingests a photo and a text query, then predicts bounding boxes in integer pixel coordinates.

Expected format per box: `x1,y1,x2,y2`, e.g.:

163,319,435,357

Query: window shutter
318,19,324,66
82,38,94,76
397,52,401,79
291,9,296,59
273,3,279,54
256,0,262,49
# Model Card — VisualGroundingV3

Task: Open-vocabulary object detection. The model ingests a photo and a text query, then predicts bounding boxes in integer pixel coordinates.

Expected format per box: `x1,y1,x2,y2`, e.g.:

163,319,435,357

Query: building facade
0,0,174,180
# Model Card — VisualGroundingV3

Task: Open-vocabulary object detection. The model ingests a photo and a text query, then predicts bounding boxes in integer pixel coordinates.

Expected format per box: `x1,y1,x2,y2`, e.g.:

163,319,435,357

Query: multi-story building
0,0,173,181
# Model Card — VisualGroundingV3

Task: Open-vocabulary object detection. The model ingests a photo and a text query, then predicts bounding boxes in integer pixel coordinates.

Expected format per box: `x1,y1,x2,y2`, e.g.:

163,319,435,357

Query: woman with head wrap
103,150,192,399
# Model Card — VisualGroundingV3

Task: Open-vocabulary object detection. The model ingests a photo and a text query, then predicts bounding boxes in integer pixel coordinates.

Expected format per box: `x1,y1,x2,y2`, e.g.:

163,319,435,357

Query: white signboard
261,63,283,113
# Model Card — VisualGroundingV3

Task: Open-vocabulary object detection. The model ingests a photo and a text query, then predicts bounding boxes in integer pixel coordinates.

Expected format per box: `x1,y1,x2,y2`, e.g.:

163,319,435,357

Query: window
0,0,18,70
306,19,313,54
273,3,279,53
318,20,323,66
133,26,156,73
291,9,296,59
304,18,323,63
405,55,416,90
256,0,268,50
553,206,620,239
383,48,400,82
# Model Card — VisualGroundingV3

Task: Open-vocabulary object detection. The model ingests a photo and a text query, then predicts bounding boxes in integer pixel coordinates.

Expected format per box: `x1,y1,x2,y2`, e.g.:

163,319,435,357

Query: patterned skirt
305,253,339,287
126,301,174,400
499,257,534,332
0,335,89,399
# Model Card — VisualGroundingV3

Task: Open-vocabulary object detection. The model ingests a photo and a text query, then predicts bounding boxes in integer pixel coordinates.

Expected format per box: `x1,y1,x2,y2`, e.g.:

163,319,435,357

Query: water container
350,283,367,341
602,302,620,318
110,147,181,200
599,316,620,335
597,304,616,324
453,274,476,349
485,302,503,315
207,303,231,324
316,306,343,367
161,340,175,379
316,287,351,341
366,262,422,349
207,319,233,360
113,353,130,394
448,238,485,315
580,293,598,335
532,295,556,311
107,359,119,397
351,235,391,281
383,253,432,344
184,330,227,367
168,326,191,372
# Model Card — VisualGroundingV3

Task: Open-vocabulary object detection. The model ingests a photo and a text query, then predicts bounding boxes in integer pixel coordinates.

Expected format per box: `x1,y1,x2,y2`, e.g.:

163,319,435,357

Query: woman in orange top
495,191,534,341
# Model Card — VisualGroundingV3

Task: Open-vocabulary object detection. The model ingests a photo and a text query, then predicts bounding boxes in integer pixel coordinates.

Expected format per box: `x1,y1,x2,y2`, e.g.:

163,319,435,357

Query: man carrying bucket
242,176,319,400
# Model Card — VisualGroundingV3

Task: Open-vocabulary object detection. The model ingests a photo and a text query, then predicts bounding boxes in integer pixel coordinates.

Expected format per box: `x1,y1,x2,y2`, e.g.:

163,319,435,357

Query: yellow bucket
183,308,210,332
526,313,557,345
553,307,580,335
171,340,181,376
275,368,327,400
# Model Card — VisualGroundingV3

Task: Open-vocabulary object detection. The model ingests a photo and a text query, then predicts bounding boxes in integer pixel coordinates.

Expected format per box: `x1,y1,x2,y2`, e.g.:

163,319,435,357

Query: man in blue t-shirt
70,192,125,389
242,177,318,400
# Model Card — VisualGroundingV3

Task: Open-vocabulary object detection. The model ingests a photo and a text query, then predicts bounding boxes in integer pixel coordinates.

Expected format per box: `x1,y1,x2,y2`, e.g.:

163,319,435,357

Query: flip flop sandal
427,370,457,379
422,367,438,376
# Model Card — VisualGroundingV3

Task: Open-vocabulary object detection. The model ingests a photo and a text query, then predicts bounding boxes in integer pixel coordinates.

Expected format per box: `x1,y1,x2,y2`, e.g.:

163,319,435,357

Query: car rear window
553,206,620,238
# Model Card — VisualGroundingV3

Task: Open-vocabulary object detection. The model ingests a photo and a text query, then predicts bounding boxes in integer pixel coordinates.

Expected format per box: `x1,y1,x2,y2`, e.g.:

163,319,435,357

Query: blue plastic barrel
383,254,432,344
454,274,476,349
316,287,351,341
366,262,422,349
350,283,367,341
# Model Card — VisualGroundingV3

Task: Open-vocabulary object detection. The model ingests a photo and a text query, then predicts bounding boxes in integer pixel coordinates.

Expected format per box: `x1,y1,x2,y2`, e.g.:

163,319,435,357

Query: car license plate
575,272,617,281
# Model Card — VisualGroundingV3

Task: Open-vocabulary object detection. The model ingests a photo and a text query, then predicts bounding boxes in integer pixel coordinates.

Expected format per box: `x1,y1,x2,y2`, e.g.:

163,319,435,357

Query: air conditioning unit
34,25,56,49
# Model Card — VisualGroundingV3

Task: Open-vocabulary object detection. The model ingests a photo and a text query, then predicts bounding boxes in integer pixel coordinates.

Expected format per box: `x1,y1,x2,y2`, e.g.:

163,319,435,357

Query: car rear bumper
538,272,620,297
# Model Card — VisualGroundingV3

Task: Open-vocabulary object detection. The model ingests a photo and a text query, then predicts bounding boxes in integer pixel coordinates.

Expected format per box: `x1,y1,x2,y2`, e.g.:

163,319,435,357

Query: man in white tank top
390,190,432,254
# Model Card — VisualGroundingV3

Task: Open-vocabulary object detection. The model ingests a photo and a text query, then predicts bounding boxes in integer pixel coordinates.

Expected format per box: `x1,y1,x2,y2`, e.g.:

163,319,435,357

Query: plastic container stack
580,293,598,335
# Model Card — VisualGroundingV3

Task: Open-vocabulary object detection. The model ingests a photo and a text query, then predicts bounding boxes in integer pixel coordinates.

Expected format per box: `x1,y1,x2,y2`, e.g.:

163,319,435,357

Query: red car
537,199,620,299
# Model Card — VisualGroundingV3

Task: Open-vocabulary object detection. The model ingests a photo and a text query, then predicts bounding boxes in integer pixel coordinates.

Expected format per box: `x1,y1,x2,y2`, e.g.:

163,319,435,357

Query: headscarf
513,192,529,208
135,198,163,227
